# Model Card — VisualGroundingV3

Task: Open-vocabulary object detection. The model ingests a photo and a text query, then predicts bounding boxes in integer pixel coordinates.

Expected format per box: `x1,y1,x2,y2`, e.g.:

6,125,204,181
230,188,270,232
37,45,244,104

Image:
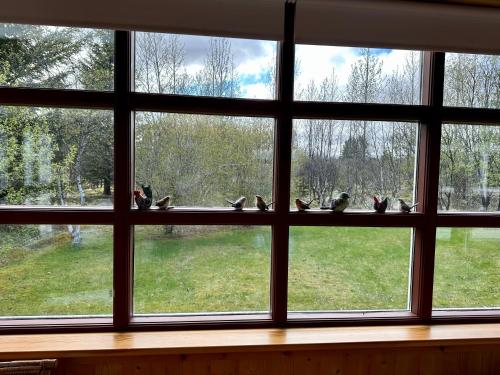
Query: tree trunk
103,177,111,196
57,174,80,245
76,174,86,206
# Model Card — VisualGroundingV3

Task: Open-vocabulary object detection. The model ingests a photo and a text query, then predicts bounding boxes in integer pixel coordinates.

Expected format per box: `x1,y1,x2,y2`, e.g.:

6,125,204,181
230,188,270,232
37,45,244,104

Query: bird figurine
225,196,246,210
156,195,171,210
373,196,389,213
133,189,152,210
321,192,350,213
255,195,274,211
141,184,153,200
398,199,418,213
295,198,314,211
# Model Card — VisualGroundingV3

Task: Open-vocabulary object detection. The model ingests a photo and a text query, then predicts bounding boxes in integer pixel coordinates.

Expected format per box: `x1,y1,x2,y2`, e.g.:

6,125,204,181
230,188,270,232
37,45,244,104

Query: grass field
0,225,498,316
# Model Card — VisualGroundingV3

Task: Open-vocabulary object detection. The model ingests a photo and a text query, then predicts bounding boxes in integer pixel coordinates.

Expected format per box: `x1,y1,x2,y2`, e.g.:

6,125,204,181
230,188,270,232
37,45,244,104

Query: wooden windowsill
1,324,499,360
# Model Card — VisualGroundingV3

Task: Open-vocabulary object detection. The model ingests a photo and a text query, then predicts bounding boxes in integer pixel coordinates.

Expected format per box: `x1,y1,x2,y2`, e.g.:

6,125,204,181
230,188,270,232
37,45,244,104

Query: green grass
0,226,113,316
433,228,500,309
0,226,498,317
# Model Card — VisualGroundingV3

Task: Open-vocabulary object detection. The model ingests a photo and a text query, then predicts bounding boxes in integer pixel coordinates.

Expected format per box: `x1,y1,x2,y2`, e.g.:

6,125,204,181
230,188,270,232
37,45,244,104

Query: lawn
0,225,498,316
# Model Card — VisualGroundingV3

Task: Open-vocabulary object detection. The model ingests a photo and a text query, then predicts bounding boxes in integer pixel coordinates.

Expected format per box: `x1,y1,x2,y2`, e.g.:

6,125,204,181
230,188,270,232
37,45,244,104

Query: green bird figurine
141,184,153,200
321,192,350,213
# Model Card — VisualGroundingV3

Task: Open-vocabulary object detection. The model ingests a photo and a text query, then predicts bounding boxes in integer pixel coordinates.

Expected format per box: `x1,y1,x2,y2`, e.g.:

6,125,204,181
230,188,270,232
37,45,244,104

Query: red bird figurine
373,196,388,213
134,190,152,210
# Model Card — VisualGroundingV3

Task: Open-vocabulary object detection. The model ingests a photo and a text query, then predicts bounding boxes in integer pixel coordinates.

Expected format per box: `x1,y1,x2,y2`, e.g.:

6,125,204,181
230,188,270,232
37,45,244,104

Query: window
0,3,498,332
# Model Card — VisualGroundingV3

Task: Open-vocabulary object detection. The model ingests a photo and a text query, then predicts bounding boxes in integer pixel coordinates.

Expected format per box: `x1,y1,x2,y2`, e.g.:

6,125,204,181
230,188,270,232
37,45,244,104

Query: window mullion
271,0,296,324
411,51,445,321
113,30,133,330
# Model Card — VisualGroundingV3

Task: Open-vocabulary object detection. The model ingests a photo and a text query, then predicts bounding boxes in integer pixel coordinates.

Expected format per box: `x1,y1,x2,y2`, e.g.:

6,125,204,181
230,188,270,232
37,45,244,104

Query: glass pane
291,120,418,210
135,32,277,99
288,227,413,311
134,225,271,314
0,225,112,317
444,53,499,109
294,45,422,104
0,23,114,91
434,228,499,309
439,124,500,212
0,106,114,207
135,113,273,208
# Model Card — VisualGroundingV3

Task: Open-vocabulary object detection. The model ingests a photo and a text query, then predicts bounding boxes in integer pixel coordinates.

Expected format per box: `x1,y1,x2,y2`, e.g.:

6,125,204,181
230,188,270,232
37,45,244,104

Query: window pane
444,53,499,109
291,120,418,210
434,228,499,309
288,227,413,311
134,32,277,99
0,107,113,207
134,225,271,314
0,225,112,317
294,46,422,104
135,113,273,208
0,24,114,91
439,124,500,212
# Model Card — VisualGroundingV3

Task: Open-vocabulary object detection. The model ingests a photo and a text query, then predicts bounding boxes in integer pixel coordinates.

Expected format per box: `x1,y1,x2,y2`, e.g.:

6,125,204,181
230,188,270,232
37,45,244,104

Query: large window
0,4,498,332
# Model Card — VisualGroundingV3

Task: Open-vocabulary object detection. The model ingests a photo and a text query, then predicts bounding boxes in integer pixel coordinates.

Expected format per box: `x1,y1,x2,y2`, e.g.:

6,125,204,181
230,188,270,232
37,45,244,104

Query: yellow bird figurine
156,195,171,210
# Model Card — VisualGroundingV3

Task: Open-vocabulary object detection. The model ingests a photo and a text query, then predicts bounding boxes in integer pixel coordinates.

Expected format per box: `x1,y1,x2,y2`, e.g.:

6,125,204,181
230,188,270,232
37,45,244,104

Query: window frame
0,2,499,333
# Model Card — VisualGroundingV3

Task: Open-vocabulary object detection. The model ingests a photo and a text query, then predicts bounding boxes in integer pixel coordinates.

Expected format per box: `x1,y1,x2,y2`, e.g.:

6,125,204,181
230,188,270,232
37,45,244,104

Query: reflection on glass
434,228,499,309
439,124,500,212
291,120,417,210
444,53,499,109
0,107,114,206
288,227,412,311
134,225,271,314
0,23,114,91
294,45,422,104
134,32,277,99
0,225,113,317
135,113,273,208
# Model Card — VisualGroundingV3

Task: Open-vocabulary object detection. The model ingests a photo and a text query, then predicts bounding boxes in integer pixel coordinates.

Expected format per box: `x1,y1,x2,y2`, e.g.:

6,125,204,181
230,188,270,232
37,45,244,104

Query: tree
135,32,189,94
0,24,81,88
197,38,240,97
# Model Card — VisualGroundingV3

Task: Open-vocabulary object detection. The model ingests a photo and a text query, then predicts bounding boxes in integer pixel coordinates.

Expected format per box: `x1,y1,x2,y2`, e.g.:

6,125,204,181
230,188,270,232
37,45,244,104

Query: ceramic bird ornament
321,192,350,213
134,189,152,210
156,195,171,210
373,196,389,213
398,199,418,213
295,198,314,211
141,184,153,200
255,195,274,211
225,196,246,210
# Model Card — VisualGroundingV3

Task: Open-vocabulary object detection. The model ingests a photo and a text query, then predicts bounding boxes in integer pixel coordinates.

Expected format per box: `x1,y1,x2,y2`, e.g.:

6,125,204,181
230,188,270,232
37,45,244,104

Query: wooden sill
1,324,499,360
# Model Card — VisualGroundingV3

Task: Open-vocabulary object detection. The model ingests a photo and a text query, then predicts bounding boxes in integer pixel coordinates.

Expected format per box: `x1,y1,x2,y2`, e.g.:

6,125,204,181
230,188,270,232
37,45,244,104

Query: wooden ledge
1,324,499,360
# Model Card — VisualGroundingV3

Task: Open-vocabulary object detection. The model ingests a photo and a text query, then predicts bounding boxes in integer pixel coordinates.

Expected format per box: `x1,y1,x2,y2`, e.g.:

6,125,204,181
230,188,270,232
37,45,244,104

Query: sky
169,33,421,100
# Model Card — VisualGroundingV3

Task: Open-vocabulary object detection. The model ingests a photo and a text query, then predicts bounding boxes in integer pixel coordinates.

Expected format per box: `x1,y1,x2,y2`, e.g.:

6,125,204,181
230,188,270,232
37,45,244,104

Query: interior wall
56,345,500,374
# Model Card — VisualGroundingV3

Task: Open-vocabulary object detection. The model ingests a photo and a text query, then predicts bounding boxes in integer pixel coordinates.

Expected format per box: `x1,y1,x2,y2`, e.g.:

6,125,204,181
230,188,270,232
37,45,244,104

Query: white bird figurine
398,199,418,213
225,196,246,210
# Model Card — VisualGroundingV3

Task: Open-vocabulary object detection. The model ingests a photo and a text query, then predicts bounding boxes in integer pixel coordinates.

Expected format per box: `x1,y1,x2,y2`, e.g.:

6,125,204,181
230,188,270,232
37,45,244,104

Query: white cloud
243,83,272,100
